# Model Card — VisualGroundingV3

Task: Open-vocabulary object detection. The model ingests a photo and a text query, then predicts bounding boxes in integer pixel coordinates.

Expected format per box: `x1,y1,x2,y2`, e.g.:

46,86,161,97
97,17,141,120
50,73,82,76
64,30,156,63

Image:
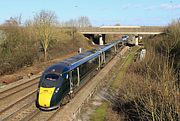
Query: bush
107,19,180,121
48,28,91,59
0,24,39,75
108,51,179,121
0,25,92,75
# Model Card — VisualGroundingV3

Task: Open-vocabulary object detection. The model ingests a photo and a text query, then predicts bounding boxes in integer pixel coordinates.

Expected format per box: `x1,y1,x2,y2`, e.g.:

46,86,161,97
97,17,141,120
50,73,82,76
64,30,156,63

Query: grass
89,46,140,121
90,102,108,121
90,19,180,120
110,47,138,89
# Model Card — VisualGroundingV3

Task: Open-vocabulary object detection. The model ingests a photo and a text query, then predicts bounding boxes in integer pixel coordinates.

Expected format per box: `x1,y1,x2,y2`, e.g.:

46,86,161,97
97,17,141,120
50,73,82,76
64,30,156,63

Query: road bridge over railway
0,25,165,45
78,26,165,45
78,26,164,35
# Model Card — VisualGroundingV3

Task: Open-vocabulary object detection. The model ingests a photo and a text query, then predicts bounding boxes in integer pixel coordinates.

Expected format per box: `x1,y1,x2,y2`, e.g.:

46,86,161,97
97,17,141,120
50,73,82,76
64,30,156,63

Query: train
36,39,124,110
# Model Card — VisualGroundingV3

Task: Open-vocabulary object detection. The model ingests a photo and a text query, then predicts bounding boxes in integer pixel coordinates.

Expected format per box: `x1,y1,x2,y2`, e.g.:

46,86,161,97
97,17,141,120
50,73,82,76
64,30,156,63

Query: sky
0,0,180,26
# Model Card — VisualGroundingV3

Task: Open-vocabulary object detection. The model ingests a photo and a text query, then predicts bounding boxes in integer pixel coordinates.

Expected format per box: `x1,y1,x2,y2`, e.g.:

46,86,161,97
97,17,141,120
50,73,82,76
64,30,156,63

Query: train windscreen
45,74,59,81
41,73,60,87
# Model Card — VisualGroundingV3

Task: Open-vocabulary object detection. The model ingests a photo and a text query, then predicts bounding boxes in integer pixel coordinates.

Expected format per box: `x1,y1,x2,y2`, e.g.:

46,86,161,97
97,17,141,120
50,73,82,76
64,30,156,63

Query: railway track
0,75,40,98
0,76,40,121
2,100,36,121
0,46,131,121
0,79,39,100
28,109,58,121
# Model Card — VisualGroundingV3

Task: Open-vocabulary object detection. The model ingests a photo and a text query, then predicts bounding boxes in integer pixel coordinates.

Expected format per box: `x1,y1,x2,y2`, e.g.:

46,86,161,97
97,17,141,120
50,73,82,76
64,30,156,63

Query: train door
69,68,80,94
101,52,106,65
72,68,78,88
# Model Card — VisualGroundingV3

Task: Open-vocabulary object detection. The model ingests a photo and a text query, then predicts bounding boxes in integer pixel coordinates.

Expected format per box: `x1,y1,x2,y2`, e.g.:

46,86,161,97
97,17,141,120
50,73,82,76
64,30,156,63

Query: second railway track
0,77,40,121
0,75,40,99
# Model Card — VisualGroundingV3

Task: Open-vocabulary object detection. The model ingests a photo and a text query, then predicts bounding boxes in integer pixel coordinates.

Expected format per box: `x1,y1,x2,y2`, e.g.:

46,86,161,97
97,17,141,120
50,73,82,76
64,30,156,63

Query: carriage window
72,69,78,85
45,73,59,81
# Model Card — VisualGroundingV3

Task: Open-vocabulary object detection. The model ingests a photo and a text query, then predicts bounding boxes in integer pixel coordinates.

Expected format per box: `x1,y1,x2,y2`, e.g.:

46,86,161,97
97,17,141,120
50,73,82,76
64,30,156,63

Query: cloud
143,3,180,11
121,4,142,10
121,3,180,11
160,3,180,10
144,6,157,11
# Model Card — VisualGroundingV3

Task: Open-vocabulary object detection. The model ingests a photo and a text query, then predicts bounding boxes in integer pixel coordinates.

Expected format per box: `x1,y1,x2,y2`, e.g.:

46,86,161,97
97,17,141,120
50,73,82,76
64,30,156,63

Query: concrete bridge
0,25,165,45
78,26,165,35
78,26,165,45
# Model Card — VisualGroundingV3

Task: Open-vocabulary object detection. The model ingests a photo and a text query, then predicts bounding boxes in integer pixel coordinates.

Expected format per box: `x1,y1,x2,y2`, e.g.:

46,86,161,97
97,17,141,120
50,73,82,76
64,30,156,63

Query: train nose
38,87,55,107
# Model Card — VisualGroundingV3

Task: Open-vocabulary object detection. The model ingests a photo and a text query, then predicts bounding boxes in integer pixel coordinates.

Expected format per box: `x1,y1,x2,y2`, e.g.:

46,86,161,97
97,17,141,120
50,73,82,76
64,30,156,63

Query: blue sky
0,0,180,26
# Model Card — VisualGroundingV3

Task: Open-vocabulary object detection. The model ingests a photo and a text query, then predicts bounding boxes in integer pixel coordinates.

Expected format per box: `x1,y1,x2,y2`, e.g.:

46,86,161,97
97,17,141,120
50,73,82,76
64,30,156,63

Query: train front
36,70,66,110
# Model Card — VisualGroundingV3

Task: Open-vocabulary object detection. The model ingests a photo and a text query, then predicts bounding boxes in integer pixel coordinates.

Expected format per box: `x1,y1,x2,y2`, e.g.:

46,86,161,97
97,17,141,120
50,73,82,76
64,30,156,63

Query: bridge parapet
0,26,165,35
78,26,165,35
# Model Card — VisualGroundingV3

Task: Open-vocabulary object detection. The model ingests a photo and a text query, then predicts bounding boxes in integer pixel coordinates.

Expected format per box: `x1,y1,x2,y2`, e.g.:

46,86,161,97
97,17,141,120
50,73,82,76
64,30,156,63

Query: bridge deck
78,26,165,35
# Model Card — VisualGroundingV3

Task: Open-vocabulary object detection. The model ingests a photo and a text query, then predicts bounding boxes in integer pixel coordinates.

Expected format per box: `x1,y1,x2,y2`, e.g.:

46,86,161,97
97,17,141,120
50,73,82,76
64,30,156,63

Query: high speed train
36,39,124,110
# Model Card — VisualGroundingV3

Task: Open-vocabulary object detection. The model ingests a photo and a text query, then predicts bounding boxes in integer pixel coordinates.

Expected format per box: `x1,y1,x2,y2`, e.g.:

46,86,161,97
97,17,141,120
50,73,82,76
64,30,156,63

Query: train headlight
55,88,59,93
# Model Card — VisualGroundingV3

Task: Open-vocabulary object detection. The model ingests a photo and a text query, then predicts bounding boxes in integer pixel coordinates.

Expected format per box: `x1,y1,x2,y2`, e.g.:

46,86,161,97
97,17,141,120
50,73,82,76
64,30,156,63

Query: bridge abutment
99,34,105,45
135,35,139,46
83,34,106,45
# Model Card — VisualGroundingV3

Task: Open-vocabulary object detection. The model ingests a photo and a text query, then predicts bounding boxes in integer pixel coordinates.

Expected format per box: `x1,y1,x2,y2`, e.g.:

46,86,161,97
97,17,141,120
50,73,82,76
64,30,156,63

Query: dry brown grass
117,54,179,120
107,19,180,121
108,50,179,121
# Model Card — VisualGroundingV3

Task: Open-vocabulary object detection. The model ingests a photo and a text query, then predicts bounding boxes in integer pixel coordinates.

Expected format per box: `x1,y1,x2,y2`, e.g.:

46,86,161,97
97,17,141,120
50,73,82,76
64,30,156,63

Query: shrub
0,23,39,75
107,19,180,121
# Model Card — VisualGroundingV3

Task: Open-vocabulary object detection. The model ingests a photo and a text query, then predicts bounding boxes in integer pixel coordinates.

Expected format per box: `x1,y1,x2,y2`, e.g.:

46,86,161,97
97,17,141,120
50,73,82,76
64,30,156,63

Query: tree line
0,10,92,75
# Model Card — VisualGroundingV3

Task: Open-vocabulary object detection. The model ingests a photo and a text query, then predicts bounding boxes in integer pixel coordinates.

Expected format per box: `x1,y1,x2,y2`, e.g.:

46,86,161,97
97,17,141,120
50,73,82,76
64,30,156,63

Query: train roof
63,49,100,70
99,42,116,51
44,40,122,74
44,49,100,74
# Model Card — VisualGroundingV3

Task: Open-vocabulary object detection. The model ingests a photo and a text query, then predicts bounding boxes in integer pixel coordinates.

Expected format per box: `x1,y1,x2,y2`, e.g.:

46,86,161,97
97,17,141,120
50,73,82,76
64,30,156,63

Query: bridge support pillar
99,34,105,45
99,35,103,45
135,35,139,46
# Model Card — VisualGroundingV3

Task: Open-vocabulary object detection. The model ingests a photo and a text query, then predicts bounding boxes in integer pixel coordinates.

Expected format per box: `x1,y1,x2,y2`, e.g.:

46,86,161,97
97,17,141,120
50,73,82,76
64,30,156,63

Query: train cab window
41,73,60,88
45,73,59,81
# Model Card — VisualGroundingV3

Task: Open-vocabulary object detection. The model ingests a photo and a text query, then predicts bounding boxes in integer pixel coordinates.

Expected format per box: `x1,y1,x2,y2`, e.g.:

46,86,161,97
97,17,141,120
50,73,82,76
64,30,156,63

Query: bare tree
114,23,121,26
62,19,77,27
77,16,91,28
33,10,58,61
3,15,22,27
61,16,91,28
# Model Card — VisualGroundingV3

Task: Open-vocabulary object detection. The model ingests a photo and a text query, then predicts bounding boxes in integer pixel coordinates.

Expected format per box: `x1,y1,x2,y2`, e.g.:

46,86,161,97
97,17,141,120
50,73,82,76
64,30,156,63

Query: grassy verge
89,46,139,121
111,47,139,89
90,102,108,121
